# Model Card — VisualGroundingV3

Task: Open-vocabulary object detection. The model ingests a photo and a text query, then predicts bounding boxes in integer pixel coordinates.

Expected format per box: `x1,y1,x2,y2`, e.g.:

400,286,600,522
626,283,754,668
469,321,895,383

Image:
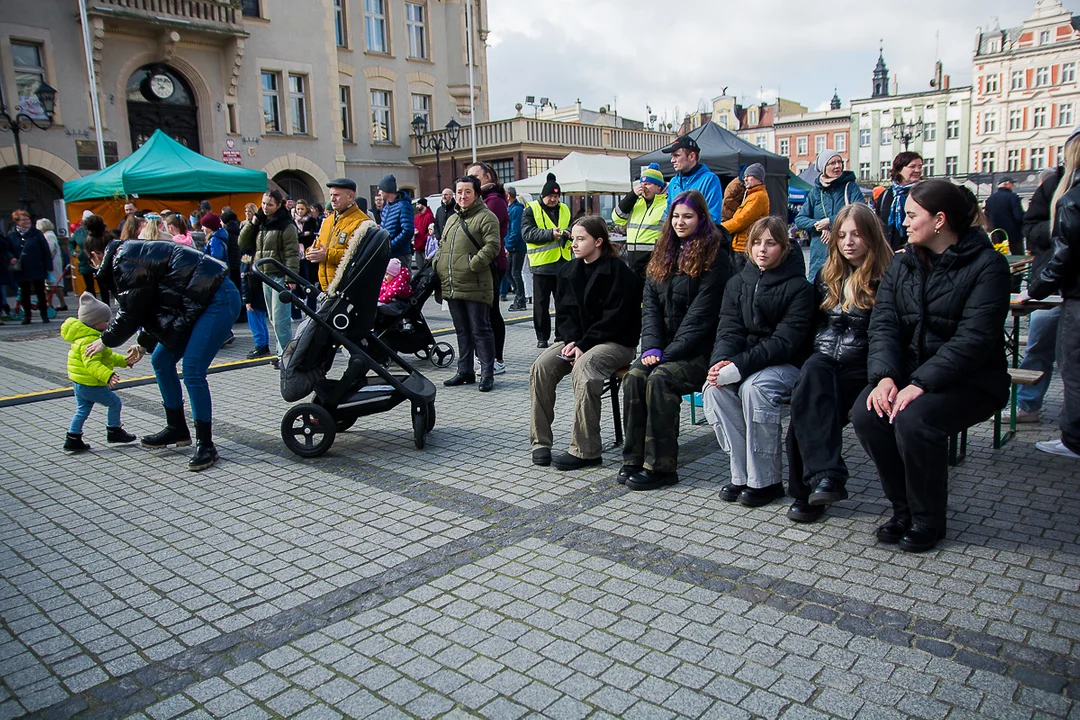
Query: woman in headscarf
794,150,866,281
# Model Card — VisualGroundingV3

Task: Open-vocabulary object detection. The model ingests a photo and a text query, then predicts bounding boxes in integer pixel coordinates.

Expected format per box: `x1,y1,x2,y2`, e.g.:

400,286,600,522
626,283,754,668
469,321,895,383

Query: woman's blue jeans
152,279,241,422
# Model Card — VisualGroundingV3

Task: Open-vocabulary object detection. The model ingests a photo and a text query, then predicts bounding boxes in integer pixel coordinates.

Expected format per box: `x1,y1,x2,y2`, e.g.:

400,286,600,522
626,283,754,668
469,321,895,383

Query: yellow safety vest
612,193,667,251
526,201,572,266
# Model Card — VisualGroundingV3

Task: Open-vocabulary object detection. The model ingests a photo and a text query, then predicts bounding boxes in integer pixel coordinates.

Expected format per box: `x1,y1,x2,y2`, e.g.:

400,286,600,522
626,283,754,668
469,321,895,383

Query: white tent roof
509,152,631,194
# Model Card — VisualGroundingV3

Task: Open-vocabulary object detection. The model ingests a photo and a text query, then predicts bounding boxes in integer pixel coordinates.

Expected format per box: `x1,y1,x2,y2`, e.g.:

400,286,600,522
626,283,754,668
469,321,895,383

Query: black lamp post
412,116,461,192
0,81,58,215
889,116,924,151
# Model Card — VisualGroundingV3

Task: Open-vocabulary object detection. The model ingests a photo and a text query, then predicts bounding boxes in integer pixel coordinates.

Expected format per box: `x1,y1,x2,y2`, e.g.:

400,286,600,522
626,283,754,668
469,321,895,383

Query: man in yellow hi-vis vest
612,162,667,280
523,173,571,348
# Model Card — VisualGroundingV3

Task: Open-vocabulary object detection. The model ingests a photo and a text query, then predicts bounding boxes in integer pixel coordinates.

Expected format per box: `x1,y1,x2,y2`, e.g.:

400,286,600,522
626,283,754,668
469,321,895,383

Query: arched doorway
126,65,200,152
272,171,324,206
0,166,62,231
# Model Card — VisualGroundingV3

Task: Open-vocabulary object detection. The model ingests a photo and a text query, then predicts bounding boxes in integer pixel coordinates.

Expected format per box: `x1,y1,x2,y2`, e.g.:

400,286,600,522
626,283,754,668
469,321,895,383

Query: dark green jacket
434,201,500,304
238,206,299,274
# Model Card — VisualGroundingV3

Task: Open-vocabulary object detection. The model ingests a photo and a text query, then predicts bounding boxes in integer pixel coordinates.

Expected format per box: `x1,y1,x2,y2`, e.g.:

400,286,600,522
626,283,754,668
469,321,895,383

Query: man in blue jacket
984,177,1025,255
506,187,526,310
377,174,414,262
663,135,724,223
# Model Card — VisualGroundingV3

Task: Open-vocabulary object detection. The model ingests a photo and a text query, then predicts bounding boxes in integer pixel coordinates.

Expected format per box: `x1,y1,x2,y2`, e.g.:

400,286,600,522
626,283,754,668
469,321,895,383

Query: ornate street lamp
889,116,924,151
412,116,461,192
0,81,58,214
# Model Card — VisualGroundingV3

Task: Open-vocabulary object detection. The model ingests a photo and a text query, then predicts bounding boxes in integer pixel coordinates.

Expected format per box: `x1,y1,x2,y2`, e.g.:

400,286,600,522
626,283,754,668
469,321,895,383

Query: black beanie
541,173,560,198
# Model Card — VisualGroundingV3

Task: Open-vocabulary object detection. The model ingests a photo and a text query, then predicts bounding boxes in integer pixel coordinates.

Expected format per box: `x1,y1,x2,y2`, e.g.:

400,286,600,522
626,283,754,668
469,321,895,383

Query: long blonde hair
821,203,893,311
139,218,160,241
1051,137,1080,232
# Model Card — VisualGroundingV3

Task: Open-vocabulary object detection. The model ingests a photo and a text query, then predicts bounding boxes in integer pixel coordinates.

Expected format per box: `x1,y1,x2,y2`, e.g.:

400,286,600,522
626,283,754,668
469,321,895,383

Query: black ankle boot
141,407,191,448
63,433,91,453
188,421,219,472
107,426,137,443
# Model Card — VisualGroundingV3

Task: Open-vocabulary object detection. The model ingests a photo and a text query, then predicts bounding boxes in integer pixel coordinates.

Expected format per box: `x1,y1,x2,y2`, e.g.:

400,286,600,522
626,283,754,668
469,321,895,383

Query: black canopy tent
631,123,790,220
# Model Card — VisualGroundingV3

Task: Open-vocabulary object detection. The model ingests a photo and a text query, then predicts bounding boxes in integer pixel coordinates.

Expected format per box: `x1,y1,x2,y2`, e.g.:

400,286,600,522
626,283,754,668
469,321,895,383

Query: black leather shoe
808,477,849,506
616,465,642,485
444,373,476,387
552,452,602,471
532,448,551,466
875,517,911,544
786,500,824,523
537,340,549,348
719,482,743,502
738,484,785,507
478,376,494,392
625,469,679,491
899,524,946,553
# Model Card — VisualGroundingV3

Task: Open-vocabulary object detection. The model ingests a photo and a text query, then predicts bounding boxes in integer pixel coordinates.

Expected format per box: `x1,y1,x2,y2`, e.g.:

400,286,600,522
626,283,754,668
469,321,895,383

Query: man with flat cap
662,134,724,223
308,178,372,290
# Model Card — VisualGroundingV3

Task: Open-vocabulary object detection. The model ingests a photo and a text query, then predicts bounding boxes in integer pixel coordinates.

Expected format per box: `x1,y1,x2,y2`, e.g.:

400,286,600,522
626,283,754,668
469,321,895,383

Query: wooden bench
949,367,1045,465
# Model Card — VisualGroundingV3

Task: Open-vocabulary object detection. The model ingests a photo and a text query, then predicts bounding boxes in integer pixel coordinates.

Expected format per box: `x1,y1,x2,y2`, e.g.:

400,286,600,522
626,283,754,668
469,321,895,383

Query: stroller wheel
431,342,455,368
281,403,336,458
425,402,436,433
412,404,427,450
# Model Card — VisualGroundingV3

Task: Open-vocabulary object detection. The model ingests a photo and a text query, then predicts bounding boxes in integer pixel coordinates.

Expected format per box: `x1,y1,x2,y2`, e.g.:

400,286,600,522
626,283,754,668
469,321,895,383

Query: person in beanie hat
377,174,414,261
795,150,864,281
612,162,668,279
60,293,140,452
722,163,771,268
522,173,572,347
663,134,724,223
199,212,229,264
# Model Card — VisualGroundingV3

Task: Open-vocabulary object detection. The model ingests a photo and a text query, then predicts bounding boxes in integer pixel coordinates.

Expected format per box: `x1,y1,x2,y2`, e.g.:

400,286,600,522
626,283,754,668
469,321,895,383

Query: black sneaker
537,340,549,349
63,433,91,453
106,426,137,444
246,346,271,359
616,465,642,485
786,500,824,523
737,484,785,507
478,376,494,392
444,373,476,387
875,516,912,544
532,448,551,466
625,469,679,491
719,482,743,502
898,524,946,553
808,477,848,506
552,452,602,471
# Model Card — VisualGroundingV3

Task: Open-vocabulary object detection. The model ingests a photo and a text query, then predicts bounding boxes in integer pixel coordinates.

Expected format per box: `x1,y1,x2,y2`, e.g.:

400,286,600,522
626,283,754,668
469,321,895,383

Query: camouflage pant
621,355,709,473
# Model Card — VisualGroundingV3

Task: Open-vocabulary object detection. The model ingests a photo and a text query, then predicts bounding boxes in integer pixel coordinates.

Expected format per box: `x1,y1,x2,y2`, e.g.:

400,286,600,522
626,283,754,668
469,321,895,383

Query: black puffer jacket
867,228,1010,406
711,248,814,375
96,240,230,353
1022,168,1063,281
810,270,874,368
641,249,731,363
1028,171,1080,301
554,256,643,351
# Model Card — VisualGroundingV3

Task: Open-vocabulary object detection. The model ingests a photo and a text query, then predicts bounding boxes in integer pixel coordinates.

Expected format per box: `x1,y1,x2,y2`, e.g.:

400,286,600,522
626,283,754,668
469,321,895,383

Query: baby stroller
252,223,437,458
372,260,455,369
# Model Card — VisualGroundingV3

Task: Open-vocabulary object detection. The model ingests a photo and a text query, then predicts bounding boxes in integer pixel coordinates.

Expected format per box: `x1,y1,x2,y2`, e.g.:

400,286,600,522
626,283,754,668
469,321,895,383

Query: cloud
485,0,1078,124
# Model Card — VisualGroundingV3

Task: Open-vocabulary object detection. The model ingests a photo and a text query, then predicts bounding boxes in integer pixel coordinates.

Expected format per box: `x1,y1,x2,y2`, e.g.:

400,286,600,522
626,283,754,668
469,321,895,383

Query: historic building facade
774,93,851,174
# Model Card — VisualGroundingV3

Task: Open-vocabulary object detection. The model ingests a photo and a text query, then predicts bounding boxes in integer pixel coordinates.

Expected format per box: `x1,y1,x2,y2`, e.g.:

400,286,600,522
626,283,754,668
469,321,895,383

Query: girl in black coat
702,216,815,507
785,203,893,523
621,190,731,491
83,237,241,472
529,216,643,470
7,210,53,324
851,179,1010,553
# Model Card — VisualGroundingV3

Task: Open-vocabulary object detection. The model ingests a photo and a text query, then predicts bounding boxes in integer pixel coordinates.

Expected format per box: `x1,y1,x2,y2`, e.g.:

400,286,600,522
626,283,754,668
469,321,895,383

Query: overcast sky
485,0,1080,127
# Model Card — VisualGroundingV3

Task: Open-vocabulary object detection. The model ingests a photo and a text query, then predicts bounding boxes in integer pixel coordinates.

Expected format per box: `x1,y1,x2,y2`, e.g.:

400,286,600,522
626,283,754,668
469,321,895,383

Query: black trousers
81,271,110,305
509,251,526,305
850,383,1000,528
447,298,494,378
786,355,867,500
532,273,558,343
1059,298,1080,454
19,280,48,319
490,269,505,362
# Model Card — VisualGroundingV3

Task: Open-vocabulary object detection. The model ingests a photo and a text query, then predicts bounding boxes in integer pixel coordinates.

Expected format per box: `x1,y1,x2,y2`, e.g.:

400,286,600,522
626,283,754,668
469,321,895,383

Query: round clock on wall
149,73,175,99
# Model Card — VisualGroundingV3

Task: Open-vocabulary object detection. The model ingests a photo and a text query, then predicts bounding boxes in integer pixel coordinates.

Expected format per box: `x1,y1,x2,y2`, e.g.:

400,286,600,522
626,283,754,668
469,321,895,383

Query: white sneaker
493,360,506,375
1015,408,1041,424
1035,439,1080,458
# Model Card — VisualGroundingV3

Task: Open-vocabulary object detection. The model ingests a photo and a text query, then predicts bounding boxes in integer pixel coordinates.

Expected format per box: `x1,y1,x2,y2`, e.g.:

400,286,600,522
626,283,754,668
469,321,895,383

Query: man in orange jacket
307,178,371,289
722,163,770,270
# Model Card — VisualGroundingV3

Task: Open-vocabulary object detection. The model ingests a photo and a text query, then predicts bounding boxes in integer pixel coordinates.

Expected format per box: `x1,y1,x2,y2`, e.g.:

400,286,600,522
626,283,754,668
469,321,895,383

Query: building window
879,161,891,180
527,157,558,177
923,122,936,141
1011,70,1024,90
365,0,388,54
748,108,758,125
1009,109,1023,131
1064,62,1077,84
11,41,48,119
717,115,728,128
988,39,999,53
410,93,430,128
859,128,870,147
370,89,393,143
815,135,826,154
340,86,353,141
1031,147,1046,170
1040,29,1051,44
1006,149,1021,172
946,120,959,139
1061,103,1074,126
289,74,308,134
1036,67,1050,87
880,127,893,145
983,112,997,134
754,134,768,149
834,133,846,152
985,74,999,93
778,138,789,156
945,156,958,176
333,0,347,47
75,140,119,171
490,159,515,184
261,71,281,133
405,2,427,60
981,151,996,173
241,0,260,17
796,136,808,155
1033,106,1048,128
858,162,870,181
924,158,935,177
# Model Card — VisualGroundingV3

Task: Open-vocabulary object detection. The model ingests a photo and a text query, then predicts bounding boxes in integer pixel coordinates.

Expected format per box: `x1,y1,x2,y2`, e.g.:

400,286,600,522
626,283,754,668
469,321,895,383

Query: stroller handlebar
251,258,319,299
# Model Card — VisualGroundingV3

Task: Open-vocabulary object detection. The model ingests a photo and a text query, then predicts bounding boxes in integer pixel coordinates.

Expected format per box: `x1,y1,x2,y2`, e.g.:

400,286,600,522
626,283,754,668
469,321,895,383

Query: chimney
943,75,950,90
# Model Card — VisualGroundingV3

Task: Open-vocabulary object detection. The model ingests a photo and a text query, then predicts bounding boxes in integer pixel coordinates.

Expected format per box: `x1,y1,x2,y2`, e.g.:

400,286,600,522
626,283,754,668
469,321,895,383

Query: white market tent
509,152,632,195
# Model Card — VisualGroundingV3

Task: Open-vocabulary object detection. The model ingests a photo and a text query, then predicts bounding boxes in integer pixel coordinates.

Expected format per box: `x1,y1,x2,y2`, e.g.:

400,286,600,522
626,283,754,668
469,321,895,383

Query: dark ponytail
908,179,978,237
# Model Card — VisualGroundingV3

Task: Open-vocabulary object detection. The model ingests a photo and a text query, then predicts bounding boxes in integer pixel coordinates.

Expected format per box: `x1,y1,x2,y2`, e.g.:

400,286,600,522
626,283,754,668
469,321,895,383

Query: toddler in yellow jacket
61,293,140,453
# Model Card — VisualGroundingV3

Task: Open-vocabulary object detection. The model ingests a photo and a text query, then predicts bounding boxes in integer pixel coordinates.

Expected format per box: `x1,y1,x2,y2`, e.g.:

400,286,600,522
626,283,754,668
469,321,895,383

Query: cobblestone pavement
0,299,1077,719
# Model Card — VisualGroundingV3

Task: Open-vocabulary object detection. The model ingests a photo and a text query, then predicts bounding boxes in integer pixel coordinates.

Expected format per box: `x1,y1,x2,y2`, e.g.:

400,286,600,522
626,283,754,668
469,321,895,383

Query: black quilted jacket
867,228,1010,406
1028,172,1080,301
810,271,874,369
